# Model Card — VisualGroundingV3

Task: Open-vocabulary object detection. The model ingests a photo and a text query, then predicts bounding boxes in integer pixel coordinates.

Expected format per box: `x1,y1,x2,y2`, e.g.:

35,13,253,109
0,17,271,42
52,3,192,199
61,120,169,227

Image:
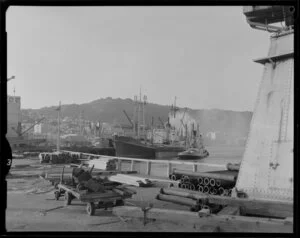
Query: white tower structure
235,6,294,202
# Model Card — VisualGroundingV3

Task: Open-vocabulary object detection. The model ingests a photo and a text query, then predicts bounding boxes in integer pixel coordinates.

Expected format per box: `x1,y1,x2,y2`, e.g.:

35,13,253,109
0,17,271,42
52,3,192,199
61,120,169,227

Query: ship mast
137,88,141,138
56,101,61,152
133,95,138,137
143,94,147,141
133,88,147,140
78,110,85,136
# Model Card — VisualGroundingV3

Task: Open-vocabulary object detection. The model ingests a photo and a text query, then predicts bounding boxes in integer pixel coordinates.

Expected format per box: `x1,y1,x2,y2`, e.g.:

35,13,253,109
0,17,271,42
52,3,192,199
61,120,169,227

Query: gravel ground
6,179,195,232
6,146,244,232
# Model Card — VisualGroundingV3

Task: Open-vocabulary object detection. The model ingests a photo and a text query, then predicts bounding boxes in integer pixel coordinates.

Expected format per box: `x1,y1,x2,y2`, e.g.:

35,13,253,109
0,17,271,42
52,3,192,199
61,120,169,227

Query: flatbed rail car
55,183,133,215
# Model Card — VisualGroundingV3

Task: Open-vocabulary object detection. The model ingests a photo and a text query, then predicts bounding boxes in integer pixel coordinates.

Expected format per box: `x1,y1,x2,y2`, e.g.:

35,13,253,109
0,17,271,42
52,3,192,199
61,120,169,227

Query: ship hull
155,146,185,159
114,136,185,159
114,139,156,159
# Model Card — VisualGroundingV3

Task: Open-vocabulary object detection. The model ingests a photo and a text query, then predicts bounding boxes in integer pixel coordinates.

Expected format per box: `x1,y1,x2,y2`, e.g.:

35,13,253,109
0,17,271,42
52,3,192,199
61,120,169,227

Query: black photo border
0,0,298,237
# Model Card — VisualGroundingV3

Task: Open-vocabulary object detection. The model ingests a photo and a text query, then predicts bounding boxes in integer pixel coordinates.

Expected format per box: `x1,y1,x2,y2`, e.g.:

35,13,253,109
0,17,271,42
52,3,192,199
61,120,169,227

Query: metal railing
61,150,227,178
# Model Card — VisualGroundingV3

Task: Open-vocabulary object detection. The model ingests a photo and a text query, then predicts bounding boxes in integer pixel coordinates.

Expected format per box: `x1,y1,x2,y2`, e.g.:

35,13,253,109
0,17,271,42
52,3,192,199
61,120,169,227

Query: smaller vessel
178,147,209,160
177,130,209,160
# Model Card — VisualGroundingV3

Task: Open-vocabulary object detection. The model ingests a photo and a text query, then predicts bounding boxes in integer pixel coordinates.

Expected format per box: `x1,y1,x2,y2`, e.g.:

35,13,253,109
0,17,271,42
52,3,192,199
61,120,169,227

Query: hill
21,97,173,125
21,97,253,145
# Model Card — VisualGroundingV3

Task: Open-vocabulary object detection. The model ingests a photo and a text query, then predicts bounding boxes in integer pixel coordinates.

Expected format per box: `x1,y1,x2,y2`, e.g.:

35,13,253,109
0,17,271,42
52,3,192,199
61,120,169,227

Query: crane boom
123,110,134,128
7,76,15,82
20,117,46,136
158,117,165,128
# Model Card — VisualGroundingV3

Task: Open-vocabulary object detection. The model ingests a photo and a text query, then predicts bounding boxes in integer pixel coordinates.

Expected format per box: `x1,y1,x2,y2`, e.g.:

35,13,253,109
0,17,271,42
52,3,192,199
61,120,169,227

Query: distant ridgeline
21,98,252,146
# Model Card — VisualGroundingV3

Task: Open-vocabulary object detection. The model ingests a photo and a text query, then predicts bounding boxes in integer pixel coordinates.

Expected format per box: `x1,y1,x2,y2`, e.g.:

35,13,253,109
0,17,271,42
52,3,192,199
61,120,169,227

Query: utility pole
56,101,61,152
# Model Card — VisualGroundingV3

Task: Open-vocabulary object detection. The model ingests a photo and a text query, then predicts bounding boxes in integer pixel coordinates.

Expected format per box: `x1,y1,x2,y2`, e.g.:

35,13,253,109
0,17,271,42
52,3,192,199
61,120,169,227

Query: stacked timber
88,158,117,171
169,169,238,196
108,174,153,187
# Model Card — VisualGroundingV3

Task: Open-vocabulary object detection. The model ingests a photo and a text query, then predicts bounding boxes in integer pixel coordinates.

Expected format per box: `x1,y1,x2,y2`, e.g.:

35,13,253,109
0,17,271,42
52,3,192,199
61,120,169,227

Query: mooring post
117,159,122,171
193,164,197,172
130,160,135,171
146,161,151,175
167,163,172,177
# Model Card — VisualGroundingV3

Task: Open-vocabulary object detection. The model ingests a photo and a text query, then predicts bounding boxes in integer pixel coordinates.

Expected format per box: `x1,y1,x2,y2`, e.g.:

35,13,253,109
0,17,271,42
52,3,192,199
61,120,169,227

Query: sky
6,6,271,111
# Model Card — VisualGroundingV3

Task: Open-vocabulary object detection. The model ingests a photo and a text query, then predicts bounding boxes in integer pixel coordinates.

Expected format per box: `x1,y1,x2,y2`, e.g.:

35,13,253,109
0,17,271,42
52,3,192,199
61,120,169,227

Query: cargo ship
114,135,185,159
113,93,185,159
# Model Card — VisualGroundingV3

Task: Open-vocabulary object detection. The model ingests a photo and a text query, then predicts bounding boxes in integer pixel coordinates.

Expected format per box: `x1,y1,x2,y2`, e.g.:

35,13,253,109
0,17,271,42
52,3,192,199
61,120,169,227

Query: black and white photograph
3,5,295,233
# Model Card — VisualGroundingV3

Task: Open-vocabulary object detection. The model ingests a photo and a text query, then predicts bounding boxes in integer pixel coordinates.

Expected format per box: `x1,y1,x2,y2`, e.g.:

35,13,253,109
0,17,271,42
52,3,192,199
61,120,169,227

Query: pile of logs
169,169,238,197
39,152,80,164
88,158,117,171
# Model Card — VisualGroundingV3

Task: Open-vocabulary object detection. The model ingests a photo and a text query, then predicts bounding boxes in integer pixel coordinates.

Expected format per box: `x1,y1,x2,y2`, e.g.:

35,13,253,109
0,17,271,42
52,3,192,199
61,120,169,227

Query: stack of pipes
156,187,223,213
168,168,238,197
